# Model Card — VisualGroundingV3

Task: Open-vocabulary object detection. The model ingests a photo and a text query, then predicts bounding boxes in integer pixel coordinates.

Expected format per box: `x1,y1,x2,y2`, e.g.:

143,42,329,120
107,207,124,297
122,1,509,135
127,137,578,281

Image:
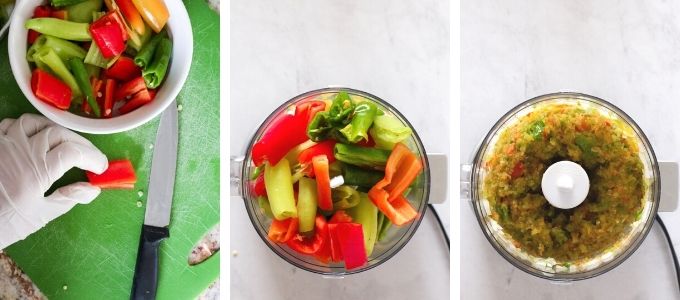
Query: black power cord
656,214,680,292
428,204,450,250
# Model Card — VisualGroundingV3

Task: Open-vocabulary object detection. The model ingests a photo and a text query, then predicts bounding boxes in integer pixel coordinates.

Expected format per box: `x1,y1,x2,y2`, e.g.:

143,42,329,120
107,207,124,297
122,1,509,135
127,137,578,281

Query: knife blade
131,102,179,300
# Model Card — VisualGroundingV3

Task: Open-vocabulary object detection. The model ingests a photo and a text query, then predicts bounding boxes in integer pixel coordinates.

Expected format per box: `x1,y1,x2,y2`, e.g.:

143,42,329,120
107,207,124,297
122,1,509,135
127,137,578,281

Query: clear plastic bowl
470,92,660,281
239,87,431,276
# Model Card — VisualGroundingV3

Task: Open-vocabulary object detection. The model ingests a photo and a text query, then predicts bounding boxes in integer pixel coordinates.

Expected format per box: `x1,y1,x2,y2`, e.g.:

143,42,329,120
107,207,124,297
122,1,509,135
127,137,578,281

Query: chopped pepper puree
483,103,645,262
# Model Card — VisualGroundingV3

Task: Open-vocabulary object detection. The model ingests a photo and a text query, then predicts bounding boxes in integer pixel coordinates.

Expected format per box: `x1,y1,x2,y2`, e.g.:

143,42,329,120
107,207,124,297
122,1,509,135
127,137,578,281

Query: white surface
541,161,590,210
462,0,680,299
8,0,193,134
231,0,449,299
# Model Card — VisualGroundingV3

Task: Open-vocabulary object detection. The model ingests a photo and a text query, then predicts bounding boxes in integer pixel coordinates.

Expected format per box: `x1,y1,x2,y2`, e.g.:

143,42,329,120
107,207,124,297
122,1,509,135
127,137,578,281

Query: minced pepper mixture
483,102,645,262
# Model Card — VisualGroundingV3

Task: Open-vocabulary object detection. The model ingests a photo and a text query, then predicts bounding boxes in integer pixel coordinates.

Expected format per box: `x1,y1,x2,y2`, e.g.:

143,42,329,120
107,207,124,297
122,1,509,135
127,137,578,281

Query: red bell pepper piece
356,135,376,147
326,210,353,262
287,215,328,255
327,224,344,262
296,100,326,124
312,155,333,211
28,6,52,44
51,10,68,20
368,143,422,226
329,210,353,224
298,140,336,165
86,160,137,189
33,6,52,17
329,223,367,269
102,79,117,117
115,76,146,101
268,218,298,243
115,0,147,36
119,88,154,115
90,11,128,59
251,102,321,166
249,174,266,197
105,56,142,82
314,232,333,264
84,77,102,115
31,69,72,110
298,140,336,176
510,162,524,179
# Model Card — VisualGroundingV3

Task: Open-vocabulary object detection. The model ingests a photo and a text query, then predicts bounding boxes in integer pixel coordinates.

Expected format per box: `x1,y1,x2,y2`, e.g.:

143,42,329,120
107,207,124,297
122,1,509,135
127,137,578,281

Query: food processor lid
470,92,661,281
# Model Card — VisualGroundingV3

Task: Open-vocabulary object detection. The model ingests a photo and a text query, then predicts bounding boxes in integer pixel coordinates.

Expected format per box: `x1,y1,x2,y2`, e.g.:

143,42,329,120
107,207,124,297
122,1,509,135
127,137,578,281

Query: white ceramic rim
8,0,193,134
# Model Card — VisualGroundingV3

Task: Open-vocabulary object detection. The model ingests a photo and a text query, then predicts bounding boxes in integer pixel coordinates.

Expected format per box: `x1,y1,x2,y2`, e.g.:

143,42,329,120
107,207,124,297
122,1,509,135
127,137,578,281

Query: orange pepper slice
267,218,299,243
131,0,169,33
368,143,422,225
312,155,333,211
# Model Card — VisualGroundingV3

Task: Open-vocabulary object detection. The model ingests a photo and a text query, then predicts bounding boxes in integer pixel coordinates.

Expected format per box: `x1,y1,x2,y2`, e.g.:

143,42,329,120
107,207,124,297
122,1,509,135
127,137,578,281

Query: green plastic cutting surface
1,1,220,299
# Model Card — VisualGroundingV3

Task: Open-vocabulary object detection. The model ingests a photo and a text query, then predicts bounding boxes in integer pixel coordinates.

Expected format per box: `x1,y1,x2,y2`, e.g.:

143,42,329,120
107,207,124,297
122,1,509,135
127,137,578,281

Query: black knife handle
131,225,169,300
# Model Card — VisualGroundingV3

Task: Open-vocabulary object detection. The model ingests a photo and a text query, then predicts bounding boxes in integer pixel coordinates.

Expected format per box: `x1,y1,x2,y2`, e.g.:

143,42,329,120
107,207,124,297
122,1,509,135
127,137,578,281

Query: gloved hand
0,114,108,249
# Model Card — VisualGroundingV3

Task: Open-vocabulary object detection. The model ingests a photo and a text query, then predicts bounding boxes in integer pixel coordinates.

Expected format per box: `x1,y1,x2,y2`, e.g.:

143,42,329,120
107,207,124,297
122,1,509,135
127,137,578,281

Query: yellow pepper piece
131,0,169,33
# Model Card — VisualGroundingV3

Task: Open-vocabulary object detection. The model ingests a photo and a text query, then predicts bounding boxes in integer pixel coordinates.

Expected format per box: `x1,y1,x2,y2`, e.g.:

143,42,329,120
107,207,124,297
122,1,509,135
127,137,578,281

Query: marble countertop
462,0,680,299
230,0,449,299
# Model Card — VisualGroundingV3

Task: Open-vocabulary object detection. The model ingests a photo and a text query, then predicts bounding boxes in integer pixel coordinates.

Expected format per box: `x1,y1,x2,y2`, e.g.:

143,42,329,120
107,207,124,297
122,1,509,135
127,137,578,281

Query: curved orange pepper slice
368,143,422,226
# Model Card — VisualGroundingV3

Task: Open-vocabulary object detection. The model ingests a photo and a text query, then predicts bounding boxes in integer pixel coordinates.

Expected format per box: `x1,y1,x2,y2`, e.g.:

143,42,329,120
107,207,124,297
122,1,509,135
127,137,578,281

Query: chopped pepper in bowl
23,0,172,118
242,88,431,275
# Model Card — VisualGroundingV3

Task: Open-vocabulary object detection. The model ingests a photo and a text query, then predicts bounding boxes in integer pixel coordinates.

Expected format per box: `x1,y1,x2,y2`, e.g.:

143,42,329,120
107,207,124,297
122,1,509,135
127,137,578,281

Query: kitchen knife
131,102,179,300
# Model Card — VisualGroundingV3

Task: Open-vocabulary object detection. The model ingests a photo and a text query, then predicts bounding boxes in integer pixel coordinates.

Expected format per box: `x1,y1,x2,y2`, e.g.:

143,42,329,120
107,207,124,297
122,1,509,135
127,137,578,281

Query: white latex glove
0,114,108,249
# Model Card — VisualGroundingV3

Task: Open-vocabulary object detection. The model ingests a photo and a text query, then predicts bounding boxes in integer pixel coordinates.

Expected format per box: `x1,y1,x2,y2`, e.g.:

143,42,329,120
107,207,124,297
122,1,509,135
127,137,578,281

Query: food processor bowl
236,87,432,276
467,92,660,281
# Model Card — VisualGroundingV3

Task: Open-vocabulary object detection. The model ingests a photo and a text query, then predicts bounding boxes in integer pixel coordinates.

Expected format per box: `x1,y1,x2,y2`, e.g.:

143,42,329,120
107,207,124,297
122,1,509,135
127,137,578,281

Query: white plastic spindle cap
541,161,590,209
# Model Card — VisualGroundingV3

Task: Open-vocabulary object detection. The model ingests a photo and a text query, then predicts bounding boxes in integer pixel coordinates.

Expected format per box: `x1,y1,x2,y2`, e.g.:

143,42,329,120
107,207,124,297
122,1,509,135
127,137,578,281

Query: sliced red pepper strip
286,215,328,255
114,76,146,101
28,6,52,44
356,135,376,147
330,223,367,269
90,11,128,59
327,224,343,262
313,229,333,264
105,56,142,82
298,140,336,176
510,162,524,179
326,211,359,263
298,140,336,166
249,174,266,197
329,210,353,224
115,0,147,36
85,77,103,115
86,160,137,189
267,218,299,243
296,100,326,124
31,69,72,110
252,103,319,166
367,143,422,225
119,88,153,114
102,79,117,117
312,155,333,211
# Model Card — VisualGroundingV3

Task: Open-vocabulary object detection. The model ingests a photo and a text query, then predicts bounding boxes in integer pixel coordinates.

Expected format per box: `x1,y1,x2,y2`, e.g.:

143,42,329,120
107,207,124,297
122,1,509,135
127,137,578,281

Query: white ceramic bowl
8,0,193,134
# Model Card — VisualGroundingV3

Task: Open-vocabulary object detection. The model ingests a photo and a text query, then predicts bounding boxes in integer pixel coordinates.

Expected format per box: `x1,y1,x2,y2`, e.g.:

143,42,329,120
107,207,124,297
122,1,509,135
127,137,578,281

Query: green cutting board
2,1,220,299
